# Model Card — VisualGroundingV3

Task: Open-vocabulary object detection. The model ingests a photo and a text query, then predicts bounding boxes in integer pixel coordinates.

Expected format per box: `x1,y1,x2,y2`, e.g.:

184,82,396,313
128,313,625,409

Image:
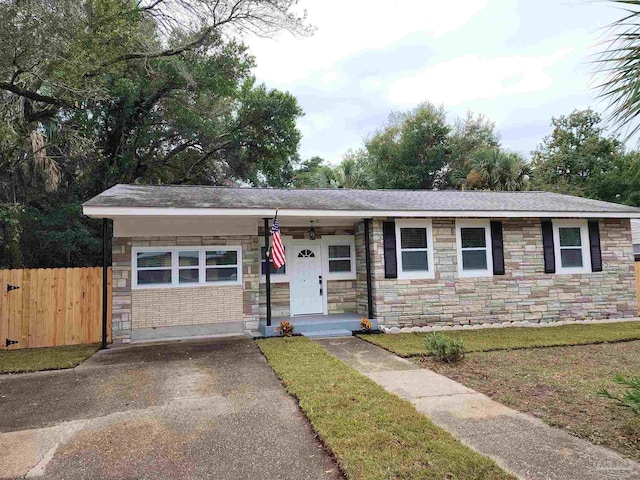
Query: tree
294,150,373,189
291,156,325,187
447,112,501,187
529,109,623,195
366,103,450,189
0,0,311,268
586,151,640,206
595,0,640,138
463,148,530,191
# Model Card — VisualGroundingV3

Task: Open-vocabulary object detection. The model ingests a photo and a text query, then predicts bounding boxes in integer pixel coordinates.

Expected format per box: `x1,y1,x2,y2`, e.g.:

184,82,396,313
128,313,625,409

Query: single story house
83,185,640,342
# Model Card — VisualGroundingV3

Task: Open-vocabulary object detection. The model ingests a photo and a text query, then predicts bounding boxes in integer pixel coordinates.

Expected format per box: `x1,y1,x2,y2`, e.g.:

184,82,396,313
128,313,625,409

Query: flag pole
263,216,272,327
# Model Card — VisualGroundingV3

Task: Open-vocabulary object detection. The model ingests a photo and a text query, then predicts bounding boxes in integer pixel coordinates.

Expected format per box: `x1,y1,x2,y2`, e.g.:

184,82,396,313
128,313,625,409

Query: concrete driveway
0,337,341,480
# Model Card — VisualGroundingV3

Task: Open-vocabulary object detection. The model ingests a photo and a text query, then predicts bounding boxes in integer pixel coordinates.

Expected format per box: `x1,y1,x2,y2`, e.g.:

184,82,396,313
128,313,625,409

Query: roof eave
82,205,640,219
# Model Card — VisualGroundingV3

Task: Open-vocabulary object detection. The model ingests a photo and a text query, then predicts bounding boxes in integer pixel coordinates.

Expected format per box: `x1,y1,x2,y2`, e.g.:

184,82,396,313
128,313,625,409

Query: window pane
261,260,286,275
179,269,199,284
206,267,238,282
559,227,581,247
261,247,286,274
561,248,583,268
329,245,351,259
462,250,487,270
137,269,171,285
179,251,199,267
461,228,486,248
329,259,351,272
137,251,171,268
401,250,428,271
206,250,237,266
400,228,427,249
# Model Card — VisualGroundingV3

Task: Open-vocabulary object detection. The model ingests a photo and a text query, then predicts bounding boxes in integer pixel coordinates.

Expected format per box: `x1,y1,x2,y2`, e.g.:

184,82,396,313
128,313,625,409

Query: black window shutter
490,221,505,275
588,220,603,272
382,221,397,279
541,220,555,274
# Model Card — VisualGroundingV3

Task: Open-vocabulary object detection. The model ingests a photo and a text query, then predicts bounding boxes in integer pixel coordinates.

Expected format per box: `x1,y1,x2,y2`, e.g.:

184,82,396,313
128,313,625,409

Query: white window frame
552,219,591,274
323,236,357,280
395,219,435,280
456,219,493,278
132,245,243,289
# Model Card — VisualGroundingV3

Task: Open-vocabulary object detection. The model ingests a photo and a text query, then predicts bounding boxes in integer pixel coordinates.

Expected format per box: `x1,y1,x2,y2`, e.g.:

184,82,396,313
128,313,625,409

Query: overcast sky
248,0,622,164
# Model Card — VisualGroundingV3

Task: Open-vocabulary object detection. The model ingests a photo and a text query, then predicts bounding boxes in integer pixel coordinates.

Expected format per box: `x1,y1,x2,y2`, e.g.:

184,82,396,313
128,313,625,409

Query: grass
0,344,99,373
257,336,513,480
422,342,640,461
359,321,640,357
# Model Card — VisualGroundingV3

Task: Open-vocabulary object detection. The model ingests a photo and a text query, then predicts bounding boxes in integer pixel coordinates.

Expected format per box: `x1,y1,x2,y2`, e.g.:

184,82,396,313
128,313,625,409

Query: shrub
360,318,373,331
425,332,465,363
275,321,295,337
598,374,640,415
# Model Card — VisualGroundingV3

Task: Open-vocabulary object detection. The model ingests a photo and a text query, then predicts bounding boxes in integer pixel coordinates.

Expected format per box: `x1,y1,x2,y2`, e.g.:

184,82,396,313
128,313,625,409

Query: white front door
290,244,323,315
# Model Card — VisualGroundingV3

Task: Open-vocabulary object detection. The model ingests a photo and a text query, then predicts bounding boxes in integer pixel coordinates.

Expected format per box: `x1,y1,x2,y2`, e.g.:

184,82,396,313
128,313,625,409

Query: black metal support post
364,218,374,319
101,218,109,350
263,218,272,327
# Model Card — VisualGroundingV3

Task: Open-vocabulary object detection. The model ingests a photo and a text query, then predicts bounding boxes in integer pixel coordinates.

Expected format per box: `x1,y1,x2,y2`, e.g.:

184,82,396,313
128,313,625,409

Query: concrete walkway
315,336,640,480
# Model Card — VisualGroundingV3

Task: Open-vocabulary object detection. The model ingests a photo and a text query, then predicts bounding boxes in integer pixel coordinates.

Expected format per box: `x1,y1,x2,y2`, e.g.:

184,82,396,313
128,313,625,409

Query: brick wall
111,234,259,342
132,286,243,328
371,218,637,327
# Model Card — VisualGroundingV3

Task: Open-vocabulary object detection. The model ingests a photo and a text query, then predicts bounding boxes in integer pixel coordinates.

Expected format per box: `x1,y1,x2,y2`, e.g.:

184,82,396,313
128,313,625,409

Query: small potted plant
360,318,373,331
274,320,294,337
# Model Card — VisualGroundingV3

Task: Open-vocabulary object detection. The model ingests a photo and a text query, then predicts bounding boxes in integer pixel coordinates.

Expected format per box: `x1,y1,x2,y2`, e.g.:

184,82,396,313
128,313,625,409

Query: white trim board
83,206,640,219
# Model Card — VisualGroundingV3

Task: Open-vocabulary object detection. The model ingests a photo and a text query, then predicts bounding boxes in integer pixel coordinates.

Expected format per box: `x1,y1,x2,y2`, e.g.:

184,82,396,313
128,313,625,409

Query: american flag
271,213,286,269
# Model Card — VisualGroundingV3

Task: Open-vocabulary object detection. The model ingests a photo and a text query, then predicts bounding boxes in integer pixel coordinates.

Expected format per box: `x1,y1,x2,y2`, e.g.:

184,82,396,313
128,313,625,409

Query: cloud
242,0,632,163
386,49,573,106
248,0,489,85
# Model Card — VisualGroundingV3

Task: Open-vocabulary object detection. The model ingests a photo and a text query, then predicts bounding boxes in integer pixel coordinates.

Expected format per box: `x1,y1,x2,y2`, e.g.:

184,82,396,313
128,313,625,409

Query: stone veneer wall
370,218,637,327
259,282,290,318
111,235,259,342
327,280,357,314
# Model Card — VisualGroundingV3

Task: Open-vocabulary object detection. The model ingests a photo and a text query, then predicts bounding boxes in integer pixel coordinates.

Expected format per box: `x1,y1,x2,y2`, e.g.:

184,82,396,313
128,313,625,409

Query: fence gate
0,267,111,350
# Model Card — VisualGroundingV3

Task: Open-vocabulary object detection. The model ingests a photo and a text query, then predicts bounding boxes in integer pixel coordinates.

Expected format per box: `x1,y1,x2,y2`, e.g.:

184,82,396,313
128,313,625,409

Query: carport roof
82,184,640,218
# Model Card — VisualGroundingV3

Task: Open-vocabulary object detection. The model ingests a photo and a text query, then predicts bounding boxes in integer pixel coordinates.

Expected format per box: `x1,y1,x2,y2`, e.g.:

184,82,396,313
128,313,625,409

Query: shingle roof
83,184,640,215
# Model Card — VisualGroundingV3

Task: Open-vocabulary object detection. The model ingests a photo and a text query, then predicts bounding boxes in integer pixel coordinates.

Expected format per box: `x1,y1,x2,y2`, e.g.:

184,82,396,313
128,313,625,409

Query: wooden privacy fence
0,267,112,350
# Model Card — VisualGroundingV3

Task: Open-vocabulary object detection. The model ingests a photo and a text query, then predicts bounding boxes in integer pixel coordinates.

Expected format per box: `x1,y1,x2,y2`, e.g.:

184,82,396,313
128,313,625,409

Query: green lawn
0,344,99,373
257,336,513,480
359,321,640,357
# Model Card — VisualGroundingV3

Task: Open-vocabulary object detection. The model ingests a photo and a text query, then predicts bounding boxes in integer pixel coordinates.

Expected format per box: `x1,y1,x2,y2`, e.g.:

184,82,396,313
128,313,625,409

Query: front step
259,317,377,337
302,329,352,338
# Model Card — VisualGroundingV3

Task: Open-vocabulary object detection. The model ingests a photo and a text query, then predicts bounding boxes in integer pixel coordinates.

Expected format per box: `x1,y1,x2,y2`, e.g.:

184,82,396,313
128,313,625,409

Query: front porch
259,313,378,337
